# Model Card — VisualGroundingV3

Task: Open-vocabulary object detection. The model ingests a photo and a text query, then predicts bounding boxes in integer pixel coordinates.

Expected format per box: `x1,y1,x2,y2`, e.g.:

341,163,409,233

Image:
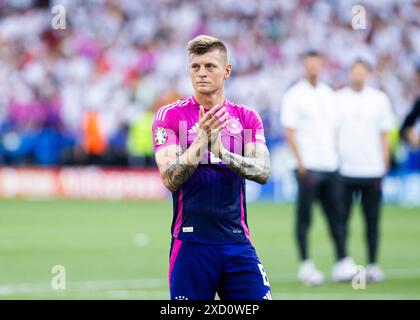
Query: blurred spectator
127,110,155,167
81,110,107,165
127,92,180,167
105,122,129,167
399,65,420,170
0,0,418,170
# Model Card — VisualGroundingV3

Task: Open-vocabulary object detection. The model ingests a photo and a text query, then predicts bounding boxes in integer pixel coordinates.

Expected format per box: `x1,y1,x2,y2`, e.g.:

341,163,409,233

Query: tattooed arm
155,104,228,192
155,143,202,193
220,142,271,184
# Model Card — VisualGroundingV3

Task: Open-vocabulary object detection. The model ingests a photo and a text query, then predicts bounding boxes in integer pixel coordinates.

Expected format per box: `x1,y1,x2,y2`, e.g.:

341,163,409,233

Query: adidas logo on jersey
263,291,272,300
188,123,199,134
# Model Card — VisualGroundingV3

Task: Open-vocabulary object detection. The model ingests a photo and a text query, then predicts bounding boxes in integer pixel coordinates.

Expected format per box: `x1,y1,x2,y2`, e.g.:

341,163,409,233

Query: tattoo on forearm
165,163,195,190
222,146,271,184
164,151,196,191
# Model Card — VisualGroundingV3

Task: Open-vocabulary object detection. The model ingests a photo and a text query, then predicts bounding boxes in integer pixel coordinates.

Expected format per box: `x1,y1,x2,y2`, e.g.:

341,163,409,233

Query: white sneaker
332,257,358,282
367,264,385,282
298,260,325,286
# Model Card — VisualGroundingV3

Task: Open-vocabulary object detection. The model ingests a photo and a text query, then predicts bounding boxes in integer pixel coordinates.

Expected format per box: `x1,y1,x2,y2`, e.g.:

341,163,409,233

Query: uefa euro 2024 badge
226,116,243,135
155,126,168,145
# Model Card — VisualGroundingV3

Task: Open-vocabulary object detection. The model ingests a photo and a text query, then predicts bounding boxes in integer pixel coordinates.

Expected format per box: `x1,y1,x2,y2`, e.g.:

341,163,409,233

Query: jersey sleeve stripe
156,100,181,121
161,99,189,121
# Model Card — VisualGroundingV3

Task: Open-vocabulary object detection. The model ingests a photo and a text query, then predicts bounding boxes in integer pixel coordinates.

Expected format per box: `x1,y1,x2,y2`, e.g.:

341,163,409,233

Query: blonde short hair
187,35,227,63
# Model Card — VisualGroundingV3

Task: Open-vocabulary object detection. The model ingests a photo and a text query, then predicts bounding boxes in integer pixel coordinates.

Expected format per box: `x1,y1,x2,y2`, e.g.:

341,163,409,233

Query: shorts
168,238,272,300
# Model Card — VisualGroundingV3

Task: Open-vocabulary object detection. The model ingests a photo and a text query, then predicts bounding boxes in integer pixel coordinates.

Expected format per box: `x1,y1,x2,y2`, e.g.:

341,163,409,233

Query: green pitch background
0,199,419,299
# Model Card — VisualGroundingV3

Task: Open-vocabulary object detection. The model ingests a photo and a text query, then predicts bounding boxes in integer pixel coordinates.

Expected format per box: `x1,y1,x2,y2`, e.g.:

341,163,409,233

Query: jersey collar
190,95,228,109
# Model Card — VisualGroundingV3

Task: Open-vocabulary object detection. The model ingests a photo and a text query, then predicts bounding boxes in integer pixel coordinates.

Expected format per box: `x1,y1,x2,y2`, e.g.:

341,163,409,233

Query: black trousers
295,170,346,262
340,175,383,264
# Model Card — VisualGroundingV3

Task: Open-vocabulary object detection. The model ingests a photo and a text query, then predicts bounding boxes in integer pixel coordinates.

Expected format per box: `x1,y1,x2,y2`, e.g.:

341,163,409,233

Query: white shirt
336,86,395,178
280,79,339,171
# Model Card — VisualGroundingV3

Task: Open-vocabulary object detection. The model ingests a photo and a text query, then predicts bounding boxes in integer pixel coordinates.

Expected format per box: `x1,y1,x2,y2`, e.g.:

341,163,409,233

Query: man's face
303,55,322,79
189,49,231,95
350,62,370,87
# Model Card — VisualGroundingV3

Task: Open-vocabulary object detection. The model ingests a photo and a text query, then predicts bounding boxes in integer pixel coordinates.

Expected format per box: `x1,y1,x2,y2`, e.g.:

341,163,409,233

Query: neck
194,91,225,109
351,83,364,92
305,75,318,87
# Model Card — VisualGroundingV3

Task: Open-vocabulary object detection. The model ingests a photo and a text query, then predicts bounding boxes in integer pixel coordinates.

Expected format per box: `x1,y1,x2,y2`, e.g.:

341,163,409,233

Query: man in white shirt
337,59,395,282
281,51,356,285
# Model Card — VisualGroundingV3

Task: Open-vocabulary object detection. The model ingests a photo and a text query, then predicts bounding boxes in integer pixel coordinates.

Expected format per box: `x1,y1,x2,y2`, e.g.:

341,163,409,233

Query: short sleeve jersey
152,96,266,244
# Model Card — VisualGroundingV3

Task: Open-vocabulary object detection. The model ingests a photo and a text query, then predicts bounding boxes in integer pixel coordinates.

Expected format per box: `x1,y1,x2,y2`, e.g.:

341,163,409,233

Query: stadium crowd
0,0,419,168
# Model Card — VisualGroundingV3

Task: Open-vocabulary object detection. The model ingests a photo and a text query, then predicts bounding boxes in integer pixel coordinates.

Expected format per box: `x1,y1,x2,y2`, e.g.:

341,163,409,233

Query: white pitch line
0,278,166,296
270,292,420,300
1,286,420,299
268,268,420,281
0,267,419,297
106,290,169,299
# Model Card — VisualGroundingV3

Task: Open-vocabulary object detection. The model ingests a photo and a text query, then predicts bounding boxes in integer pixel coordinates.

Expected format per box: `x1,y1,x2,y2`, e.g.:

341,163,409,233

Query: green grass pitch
0,199,419,299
